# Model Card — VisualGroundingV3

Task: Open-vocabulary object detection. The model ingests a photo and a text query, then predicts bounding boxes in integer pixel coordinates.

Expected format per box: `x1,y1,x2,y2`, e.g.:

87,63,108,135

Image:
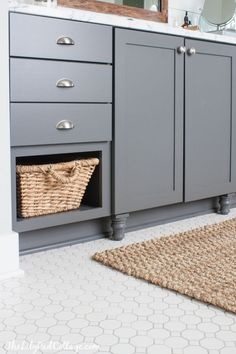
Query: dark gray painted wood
20,194,236,254
218,194,231,215
10,12,112,63
185,39,236,201
19,217,111,254
11,104,112,146
114,29,184,214
110,213,129,241
10,58,112,103
12,143,111,232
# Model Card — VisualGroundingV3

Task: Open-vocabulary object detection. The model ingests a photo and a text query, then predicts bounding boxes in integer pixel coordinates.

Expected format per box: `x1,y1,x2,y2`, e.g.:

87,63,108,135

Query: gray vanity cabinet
114,29,184,214
9,12,236,247
185,39,236,202
9,13,113,239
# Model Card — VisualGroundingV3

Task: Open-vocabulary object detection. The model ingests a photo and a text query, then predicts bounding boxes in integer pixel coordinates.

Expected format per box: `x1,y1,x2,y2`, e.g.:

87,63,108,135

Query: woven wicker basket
16,158,99,218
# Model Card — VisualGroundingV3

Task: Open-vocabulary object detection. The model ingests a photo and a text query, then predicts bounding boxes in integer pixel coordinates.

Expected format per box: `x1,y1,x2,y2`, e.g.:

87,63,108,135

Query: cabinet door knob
57,36,75,45
56,79,74,88
56,120,74,130
177,46,186,54
187,48,196,56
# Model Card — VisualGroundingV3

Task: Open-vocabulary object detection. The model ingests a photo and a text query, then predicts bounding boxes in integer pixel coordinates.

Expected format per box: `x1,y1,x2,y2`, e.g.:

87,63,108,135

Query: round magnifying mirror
202,0,236,27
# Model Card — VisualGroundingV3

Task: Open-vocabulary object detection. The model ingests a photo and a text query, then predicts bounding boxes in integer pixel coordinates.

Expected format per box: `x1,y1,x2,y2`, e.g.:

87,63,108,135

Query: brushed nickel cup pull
187,48,196,56
57,36,75,45
177,46,186,54
56,120,74,130
56,79,74,88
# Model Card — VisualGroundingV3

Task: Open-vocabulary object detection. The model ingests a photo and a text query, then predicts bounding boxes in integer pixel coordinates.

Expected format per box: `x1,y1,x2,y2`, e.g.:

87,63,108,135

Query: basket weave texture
16,158,99,218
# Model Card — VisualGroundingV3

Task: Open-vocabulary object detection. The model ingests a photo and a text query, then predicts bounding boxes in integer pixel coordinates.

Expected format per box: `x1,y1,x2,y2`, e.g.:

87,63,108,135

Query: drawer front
11,104,112,146
10,13,112,63
10,59,112,103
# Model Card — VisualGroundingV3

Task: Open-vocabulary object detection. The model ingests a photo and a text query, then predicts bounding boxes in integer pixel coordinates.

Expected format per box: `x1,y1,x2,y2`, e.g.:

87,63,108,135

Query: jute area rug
93,219,236,313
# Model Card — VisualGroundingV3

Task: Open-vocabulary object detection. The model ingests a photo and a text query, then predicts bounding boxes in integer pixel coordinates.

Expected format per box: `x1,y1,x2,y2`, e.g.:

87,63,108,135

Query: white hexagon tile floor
1,210,236,354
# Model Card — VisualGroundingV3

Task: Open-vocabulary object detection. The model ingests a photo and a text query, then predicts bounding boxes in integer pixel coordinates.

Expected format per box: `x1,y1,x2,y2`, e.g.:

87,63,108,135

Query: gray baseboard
19,218,111,255
20,194,236,255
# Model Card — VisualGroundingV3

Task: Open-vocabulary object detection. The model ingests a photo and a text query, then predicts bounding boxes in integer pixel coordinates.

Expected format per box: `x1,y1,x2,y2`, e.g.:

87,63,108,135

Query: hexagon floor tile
1,210,236,354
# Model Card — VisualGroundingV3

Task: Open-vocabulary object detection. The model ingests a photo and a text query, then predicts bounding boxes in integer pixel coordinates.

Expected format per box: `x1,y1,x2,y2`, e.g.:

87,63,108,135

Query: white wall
168,0,205,26
0,0,22,280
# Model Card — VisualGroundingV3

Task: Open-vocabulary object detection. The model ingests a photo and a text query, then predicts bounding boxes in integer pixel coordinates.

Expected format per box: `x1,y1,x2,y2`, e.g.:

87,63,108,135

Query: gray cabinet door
185,39,236,202
10,13,112,63
10,59,112,103
11,104,112,146
114,29,184,214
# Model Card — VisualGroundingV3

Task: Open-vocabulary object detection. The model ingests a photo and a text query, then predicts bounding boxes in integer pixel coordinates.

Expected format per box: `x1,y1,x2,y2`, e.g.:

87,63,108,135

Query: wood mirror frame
58,0,168,23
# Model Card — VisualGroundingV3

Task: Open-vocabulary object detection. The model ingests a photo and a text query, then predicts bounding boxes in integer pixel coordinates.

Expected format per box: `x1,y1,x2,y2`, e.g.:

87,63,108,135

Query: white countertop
9,3,236,45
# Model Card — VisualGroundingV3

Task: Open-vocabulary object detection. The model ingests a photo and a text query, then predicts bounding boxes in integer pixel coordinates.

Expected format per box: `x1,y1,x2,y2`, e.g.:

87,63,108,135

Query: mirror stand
200,0,236,34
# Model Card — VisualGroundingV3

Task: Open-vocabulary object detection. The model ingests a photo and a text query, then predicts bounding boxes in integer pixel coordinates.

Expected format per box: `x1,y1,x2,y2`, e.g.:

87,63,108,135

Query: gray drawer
10,13,112,63
10,58,112,103
11,103,112,146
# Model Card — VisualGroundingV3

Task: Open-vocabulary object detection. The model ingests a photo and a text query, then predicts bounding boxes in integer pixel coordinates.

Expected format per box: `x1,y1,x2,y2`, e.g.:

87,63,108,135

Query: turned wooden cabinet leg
218,194,231,215
110,214,129,241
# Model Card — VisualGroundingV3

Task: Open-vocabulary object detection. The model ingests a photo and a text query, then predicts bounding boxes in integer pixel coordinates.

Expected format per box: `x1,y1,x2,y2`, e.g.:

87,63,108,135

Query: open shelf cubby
11,143,111,233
